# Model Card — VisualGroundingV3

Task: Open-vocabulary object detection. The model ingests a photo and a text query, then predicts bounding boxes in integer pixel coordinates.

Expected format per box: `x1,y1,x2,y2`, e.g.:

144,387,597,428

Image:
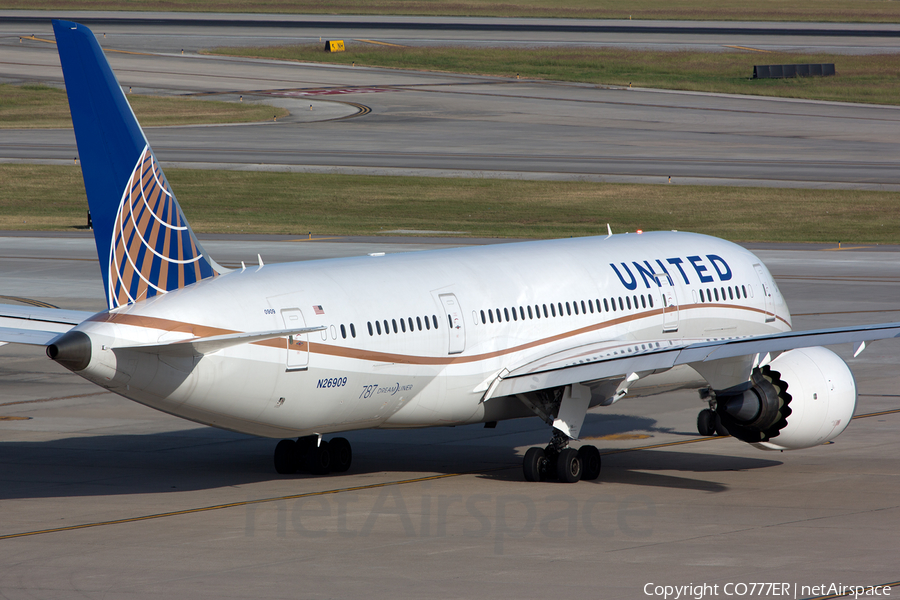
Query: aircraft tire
578,445,602,480
523,447,546,482
713,413,731,437
697,409,716,436
557,448,582,483
274,439,299,474
329,437,352,472
306,440,332,475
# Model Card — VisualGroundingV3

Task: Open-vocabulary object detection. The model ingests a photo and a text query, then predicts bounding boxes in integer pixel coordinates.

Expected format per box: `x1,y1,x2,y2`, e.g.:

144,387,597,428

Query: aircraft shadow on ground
0,413,779,501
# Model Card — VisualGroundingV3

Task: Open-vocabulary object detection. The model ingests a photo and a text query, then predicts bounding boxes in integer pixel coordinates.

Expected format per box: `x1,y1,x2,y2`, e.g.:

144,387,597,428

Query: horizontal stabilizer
0,303,93,326
0,327,64,347
0,303,94,346
116,326,327,357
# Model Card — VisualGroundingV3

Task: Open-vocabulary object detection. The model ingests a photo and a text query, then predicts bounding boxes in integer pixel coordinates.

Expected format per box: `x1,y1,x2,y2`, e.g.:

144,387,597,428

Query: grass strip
2,0,899,22
0,84,287,129
1,165,897,244
205,45,900,106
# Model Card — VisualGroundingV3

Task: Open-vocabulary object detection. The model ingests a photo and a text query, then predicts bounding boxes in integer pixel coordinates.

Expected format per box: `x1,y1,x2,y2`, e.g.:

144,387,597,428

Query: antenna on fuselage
606,224,613,239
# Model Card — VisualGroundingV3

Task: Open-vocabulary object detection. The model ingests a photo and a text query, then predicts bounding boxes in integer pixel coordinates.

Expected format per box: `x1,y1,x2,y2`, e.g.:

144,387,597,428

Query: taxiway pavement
1,234,899,598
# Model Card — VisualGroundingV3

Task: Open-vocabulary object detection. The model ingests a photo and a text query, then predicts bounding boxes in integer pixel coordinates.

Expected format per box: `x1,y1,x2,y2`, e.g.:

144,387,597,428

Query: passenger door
654,273,679,333
280,308,309,370
439,293,465,354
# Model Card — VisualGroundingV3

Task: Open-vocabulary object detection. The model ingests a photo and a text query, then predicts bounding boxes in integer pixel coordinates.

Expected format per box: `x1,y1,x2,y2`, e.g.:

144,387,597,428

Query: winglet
53,20,224,310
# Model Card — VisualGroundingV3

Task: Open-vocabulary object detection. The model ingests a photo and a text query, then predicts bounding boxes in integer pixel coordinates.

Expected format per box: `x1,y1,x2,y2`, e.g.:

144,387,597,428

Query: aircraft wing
0,303,95,346
488,321,900,398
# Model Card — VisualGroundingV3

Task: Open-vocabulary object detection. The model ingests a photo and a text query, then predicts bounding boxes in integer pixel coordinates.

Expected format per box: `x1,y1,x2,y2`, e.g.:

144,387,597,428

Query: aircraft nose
47,330,92,372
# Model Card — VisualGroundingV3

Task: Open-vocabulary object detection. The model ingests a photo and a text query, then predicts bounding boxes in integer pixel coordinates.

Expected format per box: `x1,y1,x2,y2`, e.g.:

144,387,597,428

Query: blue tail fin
53,20,221,310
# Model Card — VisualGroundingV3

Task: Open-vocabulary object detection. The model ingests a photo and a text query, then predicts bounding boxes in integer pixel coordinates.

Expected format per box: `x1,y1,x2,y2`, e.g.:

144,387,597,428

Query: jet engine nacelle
715,347,857,451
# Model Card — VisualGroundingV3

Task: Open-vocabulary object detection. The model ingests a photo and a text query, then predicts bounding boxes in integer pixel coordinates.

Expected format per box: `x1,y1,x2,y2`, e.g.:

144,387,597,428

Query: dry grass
3,0,899,22
0,84,287,129
207,45,900,105
2,165,898,244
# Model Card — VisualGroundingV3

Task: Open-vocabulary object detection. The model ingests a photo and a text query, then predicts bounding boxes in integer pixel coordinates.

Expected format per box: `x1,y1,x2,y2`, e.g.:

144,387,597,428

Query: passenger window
641,295,646,309
700,289,705,302
511,307,518,321
424,316,430,330
648,295,654,308
416,316,422,331
433,315,439,329
604,298,609,312
376,321,382,335
480,310,486,324
618,297,624,310
714,288,719,301
527,306,533,319
572,301,578,315
519,306,525,320
351,323,356,338
558,302,563,316
742,285,747,298
488,310,494,323
383,320,390,334
504,307,510,321
551,303,557,317
341,324,347,339
581,300,587,314
543,304,549,318
626,297,632,310
721,287,726,301
728,287,734,300
392,319,398,333
400,319,406,332
566,302,572,316
589,299,595,313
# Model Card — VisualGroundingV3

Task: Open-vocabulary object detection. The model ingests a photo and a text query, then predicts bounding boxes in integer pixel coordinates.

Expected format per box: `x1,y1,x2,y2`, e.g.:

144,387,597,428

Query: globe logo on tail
108,146,216,309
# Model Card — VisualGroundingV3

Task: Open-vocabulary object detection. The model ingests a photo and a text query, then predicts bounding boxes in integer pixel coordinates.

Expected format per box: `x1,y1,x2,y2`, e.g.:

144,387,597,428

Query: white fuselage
69,231,791,438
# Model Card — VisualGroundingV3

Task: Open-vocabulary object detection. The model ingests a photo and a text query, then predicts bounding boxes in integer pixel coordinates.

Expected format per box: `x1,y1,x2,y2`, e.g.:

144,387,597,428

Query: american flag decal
107,146,216,309
313,305,325,315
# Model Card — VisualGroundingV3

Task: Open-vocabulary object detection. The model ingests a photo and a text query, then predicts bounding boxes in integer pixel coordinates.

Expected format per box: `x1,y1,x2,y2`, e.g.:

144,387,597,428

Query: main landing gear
273,435,352,475
523,429,602,483
696,389,730,437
